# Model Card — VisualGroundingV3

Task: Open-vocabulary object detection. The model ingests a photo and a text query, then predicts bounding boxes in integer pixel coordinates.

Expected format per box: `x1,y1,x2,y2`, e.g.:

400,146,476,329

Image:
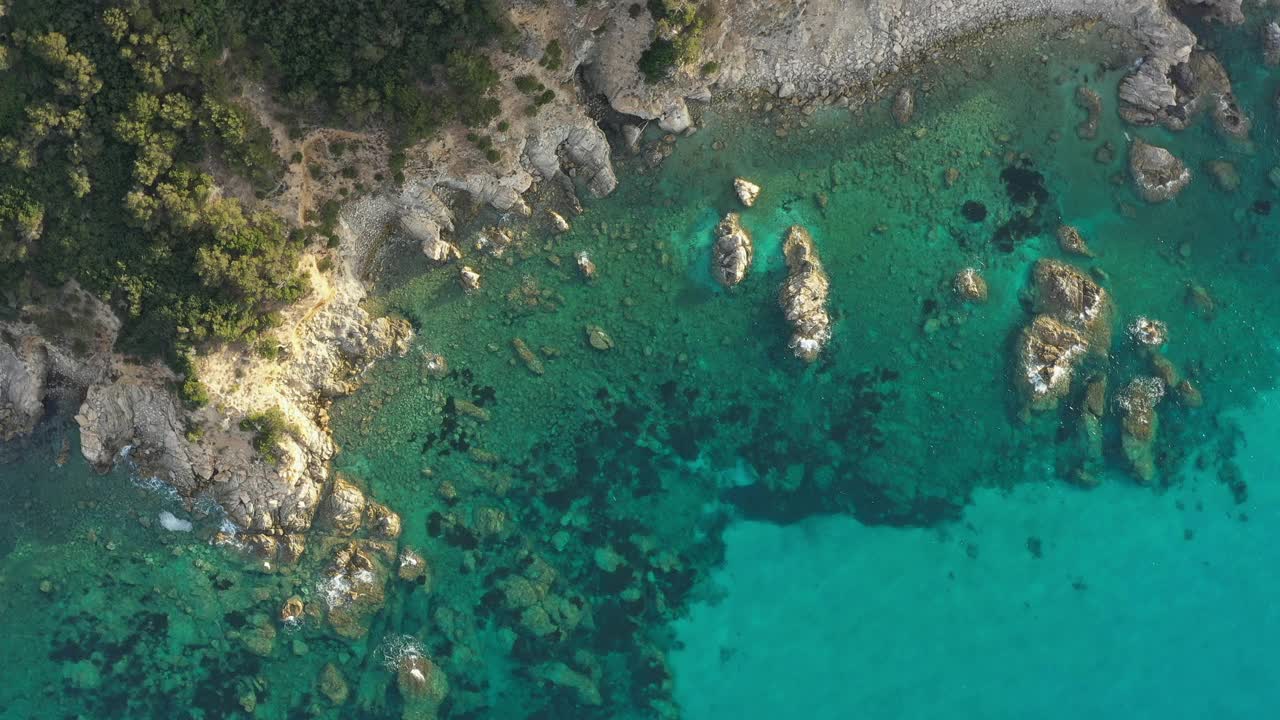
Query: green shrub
239,407,296,464
540,40,563,71
514,75,541,93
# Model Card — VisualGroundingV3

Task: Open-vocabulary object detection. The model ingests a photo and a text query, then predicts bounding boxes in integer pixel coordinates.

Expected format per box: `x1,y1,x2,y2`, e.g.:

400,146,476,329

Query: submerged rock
1265,22,1280,67
1129,139,1191,203
952,267,988,303
734,177,761,208
1055,225,1095,257
1183,0,1244,25
585,325,614,352
711,213,753,288
1117,377,1166,484
1074,86,1102,140
318,663,349,705
1205,159,1240,192
891,87,915,126
778,225,832,363
1080,374,1107,466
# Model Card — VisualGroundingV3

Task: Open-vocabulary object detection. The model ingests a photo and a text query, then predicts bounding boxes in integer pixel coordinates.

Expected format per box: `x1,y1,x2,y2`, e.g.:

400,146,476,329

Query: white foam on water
157,511,193,532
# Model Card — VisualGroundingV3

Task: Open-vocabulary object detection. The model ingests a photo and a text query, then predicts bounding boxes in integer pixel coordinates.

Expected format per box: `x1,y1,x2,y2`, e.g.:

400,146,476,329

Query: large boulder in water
1031,259,1112,351
711,213,753,288
778,225,832,363
1129,139,1191,203
1015,315,1089,414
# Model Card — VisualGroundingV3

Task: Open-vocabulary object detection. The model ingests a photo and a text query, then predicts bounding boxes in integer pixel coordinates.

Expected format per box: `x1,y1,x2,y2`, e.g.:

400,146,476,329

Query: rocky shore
0,0,1243,544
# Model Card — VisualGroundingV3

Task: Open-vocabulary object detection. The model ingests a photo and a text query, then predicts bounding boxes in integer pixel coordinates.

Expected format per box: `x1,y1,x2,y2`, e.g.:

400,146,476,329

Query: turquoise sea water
3,16,1280,720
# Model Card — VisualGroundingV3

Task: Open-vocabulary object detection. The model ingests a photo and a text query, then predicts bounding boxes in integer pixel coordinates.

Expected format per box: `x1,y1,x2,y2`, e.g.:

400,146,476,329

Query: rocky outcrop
1031,259,1111,349
711,213,753,288
1015,260,1112,414
953,268,988,303
576,0,1189,127
1129,139,1191,203
0,283,120,440
778,226,832,363
399,186,457,259
733,178,761,208
1055,225,1094,257
1121,48,1248,138
0,334,48,441
1016,315,1088,413
1264,22,1280,67
523,122,618,200
318,476,367,535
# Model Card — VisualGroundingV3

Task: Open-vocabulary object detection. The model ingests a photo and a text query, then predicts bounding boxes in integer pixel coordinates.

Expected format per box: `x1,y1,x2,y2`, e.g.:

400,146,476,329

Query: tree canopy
0,0,504,360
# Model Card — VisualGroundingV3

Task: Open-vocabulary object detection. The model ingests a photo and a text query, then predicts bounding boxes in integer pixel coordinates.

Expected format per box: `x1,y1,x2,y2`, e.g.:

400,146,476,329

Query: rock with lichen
548,210,570,234
711,213,753,287
1129,139,1191,203
777,225,832,362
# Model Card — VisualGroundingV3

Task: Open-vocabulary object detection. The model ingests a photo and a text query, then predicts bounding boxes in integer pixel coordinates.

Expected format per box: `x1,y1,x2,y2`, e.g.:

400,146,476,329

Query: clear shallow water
2,17,1280,720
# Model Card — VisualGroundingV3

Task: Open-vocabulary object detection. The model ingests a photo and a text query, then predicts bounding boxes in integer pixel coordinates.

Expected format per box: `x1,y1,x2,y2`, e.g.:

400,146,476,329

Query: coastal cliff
0,0,1229,540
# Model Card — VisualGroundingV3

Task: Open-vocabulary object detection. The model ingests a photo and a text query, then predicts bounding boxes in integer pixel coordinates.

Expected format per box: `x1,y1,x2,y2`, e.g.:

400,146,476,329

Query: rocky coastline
0,0,1242,544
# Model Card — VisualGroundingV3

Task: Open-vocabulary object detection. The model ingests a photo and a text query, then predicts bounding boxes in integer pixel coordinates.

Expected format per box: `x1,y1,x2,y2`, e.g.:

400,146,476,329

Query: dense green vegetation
238,406,295,464
640,0,707,82
0,0,505,361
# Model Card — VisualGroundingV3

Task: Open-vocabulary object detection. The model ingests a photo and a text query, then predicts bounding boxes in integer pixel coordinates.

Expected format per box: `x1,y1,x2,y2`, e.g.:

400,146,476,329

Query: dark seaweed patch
961,200,988,222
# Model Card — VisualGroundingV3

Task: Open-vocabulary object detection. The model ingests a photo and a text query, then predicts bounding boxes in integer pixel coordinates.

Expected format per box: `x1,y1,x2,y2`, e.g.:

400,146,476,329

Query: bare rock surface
711,213,753,288
1129,139,1191,203
778,226,832,363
